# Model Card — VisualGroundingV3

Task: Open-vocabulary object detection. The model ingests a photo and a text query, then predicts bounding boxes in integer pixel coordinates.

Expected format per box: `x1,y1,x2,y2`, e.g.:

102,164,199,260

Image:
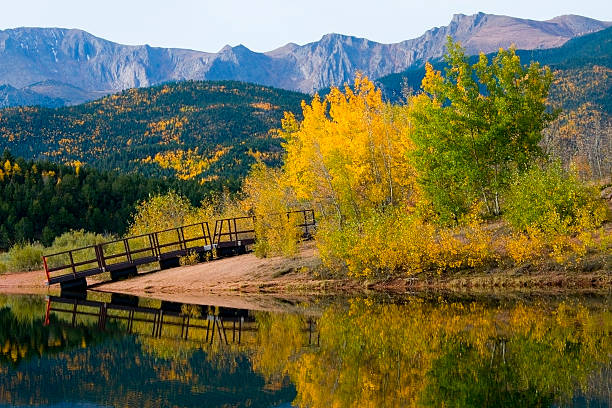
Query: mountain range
0,13,610,107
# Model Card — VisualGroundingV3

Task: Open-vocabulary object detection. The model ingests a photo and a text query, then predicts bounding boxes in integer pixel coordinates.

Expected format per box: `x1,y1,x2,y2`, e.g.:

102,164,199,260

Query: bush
179,250,200,266
504,163,607,235
253,214,302,258
43,230,116,271
243,163,301,257
0,242,44,272
48,229,113,253
505,228,547,265
129,191,197,235
0,254,8,274
316,208,496,278
0,231,115,274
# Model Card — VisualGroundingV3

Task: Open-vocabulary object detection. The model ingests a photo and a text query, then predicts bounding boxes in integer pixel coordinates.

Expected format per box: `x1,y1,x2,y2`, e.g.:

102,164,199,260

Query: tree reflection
252,298,611,408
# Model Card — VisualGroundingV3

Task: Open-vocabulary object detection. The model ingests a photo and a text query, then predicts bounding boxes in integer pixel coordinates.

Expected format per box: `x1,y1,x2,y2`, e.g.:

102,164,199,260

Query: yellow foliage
141,147,229,180
252,299,612,408
242,162,302,257
282,74,417,224
505,225,610,266
505,228,547,264
128,191,196,235
1,159,22,177
251,102,277,110
315,209,496,278
144,116,188,144
179,250,200,266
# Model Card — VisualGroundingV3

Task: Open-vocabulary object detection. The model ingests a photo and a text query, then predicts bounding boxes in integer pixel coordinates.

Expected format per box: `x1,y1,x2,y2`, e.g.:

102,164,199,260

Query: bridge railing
43,244,102,284
213,216,256,249
287,209,316,238
45,295,256,344
45,295,319,346
154,221,213,260
100,233,158,272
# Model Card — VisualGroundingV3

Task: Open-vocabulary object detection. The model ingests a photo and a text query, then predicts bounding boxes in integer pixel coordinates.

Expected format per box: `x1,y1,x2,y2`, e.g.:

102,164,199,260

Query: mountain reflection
0,293,609,407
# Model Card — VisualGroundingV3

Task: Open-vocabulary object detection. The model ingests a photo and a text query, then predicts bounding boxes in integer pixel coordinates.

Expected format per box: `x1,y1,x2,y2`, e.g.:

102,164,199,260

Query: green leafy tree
410,39,555,222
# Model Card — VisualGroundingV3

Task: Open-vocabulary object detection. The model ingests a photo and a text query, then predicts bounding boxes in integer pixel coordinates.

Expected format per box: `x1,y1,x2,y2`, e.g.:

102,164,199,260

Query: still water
0,292,610,407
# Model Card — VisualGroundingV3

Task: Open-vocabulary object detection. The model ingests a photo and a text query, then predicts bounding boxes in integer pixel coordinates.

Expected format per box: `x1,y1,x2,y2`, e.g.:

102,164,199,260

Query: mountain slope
0,84,64,108
0,80,307,186
0,13,608,105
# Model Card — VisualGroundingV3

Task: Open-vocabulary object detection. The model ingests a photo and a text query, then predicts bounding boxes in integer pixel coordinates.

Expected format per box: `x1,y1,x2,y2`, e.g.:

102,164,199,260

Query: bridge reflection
44,292,319,346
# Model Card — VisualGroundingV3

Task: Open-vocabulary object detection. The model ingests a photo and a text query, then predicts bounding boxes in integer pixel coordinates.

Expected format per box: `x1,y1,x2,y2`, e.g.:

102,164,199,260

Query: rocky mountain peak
218,44,233,53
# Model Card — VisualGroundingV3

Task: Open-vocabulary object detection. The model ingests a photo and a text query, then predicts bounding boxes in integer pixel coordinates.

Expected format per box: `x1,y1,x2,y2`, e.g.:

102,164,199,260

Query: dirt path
0,242,359,297
0,242,355,310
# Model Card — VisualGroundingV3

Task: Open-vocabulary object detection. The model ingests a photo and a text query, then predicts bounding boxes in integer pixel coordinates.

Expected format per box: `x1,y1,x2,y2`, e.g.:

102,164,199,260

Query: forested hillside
0,151,213,249
0,81,307,187
377,26,612,179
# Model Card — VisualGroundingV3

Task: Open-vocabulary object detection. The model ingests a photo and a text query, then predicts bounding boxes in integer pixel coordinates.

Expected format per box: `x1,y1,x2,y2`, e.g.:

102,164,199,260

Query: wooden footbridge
43,209,316,290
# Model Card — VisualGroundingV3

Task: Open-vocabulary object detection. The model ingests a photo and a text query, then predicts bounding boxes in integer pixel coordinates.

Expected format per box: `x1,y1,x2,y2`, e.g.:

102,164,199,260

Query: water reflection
49,293,256,345
0,292,610,407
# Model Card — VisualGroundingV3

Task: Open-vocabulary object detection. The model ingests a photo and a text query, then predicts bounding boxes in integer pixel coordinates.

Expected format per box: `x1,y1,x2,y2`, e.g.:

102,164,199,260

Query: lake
0,291,610,407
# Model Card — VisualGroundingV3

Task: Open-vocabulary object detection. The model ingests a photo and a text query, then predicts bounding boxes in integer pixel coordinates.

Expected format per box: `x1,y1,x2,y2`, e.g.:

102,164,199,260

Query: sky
0,0,611,52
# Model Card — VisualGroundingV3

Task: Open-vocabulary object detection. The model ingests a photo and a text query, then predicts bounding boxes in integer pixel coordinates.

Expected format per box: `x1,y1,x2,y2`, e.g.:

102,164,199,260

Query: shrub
43,230,116,271
179,250,200,266
243,163,301,257
253,214,302,258
0,254,8,274
316,208,496,279
504,163,607,235
129,191,196,235
505,228,547,264
0,242,44,272
48,229,113,253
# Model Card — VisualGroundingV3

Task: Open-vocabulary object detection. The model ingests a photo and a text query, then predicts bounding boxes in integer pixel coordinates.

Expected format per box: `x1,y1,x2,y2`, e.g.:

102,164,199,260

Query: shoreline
1,241,609,299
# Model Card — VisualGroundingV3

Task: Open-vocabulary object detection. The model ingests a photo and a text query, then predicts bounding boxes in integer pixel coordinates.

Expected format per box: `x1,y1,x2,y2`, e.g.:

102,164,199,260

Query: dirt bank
0,242,362,298
94,243,611,296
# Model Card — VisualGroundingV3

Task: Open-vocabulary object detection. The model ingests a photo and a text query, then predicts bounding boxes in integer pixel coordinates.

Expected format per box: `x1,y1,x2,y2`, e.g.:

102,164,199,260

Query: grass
0,253,8,274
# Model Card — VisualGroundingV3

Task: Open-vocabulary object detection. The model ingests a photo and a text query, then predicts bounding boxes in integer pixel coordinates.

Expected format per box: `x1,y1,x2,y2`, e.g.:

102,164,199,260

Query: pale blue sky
1,0,611,52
